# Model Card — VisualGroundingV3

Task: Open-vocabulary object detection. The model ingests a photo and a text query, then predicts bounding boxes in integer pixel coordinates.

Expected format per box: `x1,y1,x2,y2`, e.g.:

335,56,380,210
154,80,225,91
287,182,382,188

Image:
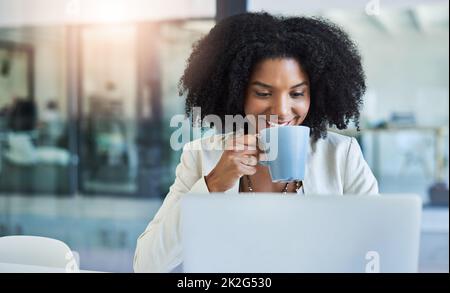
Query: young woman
134,12,378,273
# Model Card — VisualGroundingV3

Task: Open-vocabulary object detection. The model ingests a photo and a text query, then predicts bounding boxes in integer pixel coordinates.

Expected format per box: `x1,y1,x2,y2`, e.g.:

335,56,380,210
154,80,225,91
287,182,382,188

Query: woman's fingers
225,134,258,151
239,155,258,166
234,134,257,147
236,148,259,155
239,163,257,175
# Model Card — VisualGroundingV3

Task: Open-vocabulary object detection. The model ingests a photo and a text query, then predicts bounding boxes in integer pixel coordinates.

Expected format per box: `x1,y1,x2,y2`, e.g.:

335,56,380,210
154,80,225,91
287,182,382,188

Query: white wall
359,32,449,127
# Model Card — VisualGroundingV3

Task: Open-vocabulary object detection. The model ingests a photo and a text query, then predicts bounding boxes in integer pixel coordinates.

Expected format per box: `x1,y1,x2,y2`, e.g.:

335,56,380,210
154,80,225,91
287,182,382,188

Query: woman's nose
271,96,291,118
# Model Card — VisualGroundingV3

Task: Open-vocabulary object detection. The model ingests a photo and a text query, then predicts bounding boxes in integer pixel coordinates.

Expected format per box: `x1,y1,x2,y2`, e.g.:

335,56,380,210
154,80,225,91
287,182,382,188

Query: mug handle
256,134,269,166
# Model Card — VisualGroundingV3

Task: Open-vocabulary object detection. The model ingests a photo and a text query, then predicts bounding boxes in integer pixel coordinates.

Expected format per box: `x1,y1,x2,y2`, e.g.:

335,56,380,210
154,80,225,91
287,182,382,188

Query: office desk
0,262,105,273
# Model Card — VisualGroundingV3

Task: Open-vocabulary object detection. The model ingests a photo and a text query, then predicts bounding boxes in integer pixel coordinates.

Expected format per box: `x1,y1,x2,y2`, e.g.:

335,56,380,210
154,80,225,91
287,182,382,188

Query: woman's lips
265,118,296,128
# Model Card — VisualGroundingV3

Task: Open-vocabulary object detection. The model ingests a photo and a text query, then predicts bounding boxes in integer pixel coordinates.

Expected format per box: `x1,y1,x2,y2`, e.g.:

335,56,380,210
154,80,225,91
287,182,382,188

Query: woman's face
244,58,311,133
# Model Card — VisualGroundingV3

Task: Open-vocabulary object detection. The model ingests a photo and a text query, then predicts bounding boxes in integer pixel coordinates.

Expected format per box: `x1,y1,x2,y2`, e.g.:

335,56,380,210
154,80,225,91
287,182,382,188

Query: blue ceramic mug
258,125,310,182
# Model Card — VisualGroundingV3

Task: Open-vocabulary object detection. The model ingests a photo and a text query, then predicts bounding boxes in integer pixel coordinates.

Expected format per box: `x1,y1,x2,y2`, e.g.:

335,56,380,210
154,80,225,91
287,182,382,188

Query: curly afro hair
179,12,366,142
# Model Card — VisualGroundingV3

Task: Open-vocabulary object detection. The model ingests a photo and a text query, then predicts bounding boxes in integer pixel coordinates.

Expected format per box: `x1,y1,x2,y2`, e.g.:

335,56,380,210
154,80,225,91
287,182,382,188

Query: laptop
180,194,422,273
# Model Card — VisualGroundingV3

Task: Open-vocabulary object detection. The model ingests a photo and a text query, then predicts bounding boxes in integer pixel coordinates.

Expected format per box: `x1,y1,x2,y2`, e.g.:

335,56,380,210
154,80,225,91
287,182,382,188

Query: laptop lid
181,194,422,273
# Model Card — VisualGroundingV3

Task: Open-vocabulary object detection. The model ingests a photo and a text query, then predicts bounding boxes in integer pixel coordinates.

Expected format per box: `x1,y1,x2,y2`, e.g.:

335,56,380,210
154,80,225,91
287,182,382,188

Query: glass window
0,27,70,195
0,19,214,272
79,25,139,195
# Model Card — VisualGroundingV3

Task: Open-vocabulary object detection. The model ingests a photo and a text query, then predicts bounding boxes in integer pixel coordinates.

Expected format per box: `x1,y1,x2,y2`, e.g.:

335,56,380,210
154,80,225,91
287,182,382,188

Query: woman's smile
265,117,298,128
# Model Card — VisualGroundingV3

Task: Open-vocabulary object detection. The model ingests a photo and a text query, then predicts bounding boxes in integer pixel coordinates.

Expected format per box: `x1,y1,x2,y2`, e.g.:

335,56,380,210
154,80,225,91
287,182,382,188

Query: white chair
0,235,79,270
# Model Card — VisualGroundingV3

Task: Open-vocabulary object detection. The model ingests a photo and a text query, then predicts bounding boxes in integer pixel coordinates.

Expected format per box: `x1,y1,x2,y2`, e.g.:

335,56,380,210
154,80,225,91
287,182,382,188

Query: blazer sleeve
343,137,379,195
133,141,209,273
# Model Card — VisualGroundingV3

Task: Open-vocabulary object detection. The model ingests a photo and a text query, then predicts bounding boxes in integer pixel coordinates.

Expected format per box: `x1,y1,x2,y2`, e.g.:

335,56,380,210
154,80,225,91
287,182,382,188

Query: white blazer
133,131,379,273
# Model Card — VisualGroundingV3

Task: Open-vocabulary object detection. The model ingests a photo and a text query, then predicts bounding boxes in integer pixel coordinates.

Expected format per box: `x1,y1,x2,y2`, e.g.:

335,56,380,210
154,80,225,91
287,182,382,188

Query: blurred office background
0,0,448,272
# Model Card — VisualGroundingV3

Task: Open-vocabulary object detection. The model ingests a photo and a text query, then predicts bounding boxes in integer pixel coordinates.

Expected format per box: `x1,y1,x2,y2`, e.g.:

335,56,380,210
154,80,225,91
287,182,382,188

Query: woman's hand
205,134,259,192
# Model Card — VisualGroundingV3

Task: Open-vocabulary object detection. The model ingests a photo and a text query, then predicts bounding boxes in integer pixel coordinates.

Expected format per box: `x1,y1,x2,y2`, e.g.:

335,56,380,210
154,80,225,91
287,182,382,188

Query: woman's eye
255,92,271,97
291,92,305,97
